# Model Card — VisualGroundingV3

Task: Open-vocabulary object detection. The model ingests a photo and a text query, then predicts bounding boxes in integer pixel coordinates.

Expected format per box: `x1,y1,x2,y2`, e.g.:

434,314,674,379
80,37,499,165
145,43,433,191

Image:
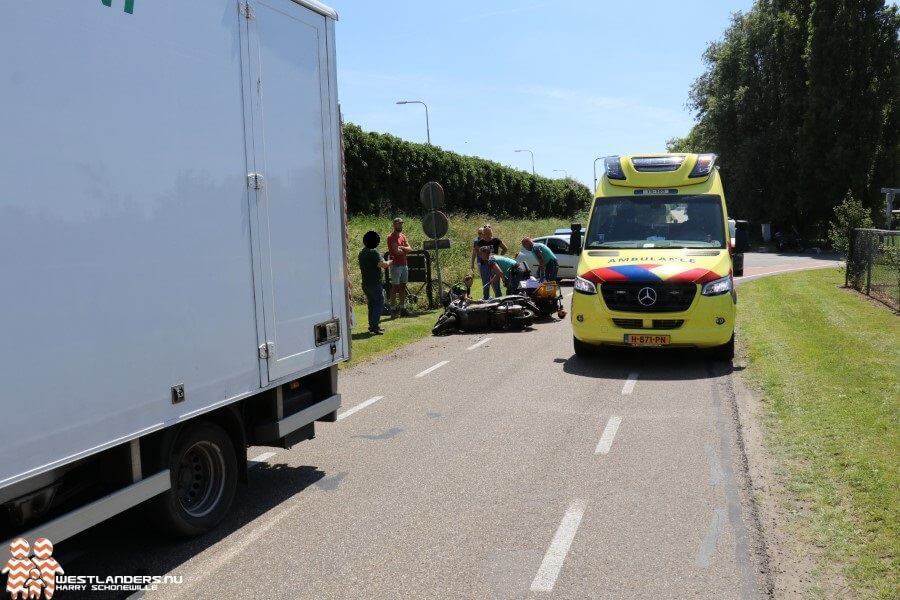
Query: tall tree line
668,0,899,237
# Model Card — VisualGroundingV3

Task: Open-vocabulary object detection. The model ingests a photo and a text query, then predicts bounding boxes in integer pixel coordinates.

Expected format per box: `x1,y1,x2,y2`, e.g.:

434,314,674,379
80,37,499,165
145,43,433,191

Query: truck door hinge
241,2,255,19
248,173,264,190
258,342,274,359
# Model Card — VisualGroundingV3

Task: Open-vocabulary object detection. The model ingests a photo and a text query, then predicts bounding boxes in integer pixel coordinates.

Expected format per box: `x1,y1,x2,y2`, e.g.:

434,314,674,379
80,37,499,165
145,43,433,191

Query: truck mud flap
253,394,341,445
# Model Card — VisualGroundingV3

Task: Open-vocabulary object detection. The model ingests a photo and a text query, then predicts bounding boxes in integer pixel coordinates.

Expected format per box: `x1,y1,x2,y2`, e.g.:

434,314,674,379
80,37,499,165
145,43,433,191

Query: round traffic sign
419,181,445,210
422,210,449,240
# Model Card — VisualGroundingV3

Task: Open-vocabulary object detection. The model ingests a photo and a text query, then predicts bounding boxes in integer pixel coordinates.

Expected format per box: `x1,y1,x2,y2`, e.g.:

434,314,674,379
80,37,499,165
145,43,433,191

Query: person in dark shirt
358,231,391,334
470,224,508,299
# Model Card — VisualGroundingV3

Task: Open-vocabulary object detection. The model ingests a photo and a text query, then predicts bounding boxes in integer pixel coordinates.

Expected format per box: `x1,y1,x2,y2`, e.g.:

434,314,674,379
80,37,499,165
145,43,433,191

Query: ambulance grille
601,282,696,313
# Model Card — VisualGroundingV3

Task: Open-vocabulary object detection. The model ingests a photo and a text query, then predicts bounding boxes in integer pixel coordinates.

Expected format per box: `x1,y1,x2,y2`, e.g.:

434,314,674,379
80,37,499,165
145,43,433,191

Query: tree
674,0,899,238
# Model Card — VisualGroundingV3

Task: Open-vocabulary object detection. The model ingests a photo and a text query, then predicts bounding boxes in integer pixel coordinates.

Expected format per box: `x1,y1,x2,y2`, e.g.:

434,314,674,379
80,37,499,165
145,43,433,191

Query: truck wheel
156,422,238,537
708,335,735,362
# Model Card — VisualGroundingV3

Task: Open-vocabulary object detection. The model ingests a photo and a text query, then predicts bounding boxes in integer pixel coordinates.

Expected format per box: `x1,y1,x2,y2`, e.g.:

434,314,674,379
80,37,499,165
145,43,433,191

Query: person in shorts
387,217,413,314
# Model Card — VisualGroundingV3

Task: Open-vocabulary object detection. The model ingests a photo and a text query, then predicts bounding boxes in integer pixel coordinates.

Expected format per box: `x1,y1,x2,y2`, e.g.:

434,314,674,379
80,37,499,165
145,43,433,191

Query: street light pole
593,157,603,192
515,149,535,175
396,100,431,145
553,169,568,178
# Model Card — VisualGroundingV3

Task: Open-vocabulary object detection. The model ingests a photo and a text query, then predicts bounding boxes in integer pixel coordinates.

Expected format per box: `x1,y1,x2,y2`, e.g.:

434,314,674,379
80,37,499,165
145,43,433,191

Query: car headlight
574,276,597,295
701,274,732,296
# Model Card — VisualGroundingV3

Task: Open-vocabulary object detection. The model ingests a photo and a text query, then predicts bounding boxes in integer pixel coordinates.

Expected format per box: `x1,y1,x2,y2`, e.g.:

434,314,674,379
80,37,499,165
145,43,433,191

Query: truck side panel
0,1,345,491
247,0,339,381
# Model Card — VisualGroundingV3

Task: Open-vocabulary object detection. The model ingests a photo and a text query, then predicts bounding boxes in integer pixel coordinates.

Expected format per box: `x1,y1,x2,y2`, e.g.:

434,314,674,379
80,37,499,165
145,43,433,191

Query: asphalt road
62,252,840,600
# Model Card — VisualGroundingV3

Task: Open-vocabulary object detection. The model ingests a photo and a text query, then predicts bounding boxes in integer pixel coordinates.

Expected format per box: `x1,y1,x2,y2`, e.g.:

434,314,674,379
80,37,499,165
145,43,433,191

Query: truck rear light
604,156,626,180
688,153,717,178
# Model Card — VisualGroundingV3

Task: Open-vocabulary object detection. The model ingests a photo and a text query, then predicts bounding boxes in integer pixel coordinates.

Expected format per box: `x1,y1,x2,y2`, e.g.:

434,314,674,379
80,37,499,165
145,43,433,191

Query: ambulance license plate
624,334,670,346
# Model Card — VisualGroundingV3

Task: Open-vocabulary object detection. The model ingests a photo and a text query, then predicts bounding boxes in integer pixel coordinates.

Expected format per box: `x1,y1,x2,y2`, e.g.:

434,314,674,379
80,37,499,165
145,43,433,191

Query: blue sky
332,0,755,188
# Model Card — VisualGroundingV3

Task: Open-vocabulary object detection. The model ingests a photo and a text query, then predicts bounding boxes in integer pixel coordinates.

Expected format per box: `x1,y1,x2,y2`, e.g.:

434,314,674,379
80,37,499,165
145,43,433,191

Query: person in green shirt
522,238,559,281
478,246,521,295
358,231,391,334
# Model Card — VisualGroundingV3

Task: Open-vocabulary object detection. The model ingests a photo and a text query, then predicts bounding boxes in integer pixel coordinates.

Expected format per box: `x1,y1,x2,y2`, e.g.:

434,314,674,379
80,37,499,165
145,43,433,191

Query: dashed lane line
337,395,385,421
415,360,450,378
621,372,639,395
466,337,493,351
530,499,588,592
248,451,277,467
594,416,623,455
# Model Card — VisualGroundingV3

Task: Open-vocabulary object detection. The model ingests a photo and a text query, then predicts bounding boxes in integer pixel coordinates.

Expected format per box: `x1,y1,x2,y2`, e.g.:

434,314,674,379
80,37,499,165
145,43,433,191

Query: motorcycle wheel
509,309,535,329
432,314,457,336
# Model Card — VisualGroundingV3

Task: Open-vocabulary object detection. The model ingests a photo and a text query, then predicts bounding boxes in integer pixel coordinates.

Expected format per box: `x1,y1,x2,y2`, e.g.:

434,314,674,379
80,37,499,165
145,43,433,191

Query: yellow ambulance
570,153,748,360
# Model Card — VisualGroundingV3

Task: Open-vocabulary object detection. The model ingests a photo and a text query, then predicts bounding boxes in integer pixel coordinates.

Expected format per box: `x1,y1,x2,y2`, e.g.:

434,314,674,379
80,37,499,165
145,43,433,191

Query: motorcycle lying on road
431,294,540,336
517,276,567,320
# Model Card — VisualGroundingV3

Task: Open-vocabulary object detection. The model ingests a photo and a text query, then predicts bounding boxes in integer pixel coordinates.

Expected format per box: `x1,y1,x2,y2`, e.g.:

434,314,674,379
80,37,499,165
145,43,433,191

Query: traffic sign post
420,182,449,303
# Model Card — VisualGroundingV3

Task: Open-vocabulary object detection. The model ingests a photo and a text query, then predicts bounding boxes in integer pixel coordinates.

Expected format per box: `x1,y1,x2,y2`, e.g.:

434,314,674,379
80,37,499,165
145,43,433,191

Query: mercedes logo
637,286,658,307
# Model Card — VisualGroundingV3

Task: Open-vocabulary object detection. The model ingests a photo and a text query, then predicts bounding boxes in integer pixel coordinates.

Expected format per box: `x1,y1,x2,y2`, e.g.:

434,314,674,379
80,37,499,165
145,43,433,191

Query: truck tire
155,422,238,537
708,335,735,362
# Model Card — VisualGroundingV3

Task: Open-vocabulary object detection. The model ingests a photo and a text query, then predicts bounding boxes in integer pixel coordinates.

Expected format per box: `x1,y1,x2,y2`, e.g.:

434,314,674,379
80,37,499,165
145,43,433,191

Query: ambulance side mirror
570,224,583,255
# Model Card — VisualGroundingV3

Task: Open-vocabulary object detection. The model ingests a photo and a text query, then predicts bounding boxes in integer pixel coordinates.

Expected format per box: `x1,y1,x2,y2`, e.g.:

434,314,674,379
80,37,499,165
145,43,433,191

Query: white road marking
530,499,588,592
466,337,493,350
337,395,384,421
415,360,449,378
621,372,639,395
248,451,277,467
595,416,623,454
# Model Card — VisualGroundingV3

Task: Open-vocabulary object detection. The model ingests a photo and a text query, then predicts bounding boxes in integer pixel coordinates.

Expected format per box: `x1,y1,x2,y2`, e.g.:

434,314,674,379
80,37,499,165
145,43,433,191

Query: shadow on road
58,462,327,599
558,349,740,382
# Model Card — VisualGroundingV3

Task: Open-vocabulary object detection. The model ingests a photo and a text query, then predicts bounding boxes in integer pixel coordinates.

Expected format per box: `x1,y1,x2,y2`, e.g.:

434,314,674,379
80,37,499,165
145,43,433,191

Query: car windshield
585,194,726,249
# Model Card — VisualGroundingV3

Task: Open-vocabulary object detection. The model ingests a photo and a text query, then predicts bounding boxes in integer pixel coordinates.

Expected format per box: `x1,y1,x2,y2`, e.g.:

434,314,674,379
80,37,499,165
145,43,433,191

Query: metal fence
847,228,900,311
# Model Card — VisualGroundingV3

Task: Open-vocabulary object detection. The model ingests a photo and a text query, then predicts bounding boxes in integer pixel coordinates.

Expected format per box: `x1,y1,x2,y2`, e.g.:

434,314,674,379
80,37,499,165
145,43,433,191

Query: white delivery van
0,0,348,541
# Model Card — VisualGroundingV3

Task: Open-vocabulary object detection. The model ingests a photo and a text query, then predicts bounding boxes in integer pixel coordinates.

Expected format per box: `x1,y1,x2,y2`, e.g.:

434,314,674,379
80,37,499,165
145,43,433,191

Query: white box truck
0,0,349,542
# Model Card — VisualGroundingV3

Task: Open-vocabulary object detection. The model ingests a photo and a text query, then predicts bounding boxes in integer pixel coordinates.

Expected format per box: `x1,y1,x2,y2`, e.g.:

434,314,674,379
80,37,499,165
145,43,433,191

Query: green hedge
343,123,591,218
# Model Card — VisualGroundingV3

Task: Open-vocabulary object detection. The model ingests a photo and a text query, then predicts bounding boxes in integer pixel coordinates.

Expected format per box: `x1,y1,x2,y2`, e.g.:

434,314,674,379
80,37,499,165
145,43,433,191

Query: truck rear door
244,0,339,383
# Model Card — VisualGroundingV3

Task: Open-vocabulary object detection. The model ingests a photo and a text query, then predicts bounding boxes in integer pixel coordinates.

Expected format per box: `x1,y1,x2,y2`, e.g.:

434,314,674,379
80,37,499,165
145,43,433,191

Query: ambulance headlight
688,153,717,178
574,276,597,295
604,156,626,180
701,274,732,296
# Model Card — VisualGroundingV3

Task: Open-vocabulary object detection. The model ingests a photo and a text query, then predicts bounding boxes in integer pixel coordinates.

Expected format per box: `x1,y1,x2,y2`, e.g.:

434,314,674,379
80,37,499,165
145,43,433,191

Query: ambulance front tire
708,334,735,362
574,336,603,357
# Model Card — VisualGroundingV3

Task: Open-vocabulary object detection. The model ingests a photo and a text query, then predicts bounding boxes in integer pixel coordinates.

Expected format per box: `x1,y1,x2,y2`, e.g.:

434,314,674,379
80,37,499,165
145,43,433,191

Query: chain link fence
846,228,900,311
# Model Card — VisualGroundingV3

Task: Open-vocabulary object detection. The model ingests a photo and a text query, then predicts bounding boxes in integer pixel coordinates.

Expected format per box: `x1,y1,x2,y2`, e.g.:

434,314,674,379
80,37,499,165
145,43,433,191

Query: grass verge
343,303,441,368
738,268,899,598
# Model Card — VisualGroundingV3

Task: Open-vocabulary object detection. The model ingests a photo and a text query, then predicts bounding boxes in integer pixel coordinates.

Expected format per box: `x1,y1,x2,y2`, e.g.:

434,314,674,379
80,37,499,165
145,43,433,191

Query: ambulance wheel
708,335,735,362
156,422,238,537
573,337,598,356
